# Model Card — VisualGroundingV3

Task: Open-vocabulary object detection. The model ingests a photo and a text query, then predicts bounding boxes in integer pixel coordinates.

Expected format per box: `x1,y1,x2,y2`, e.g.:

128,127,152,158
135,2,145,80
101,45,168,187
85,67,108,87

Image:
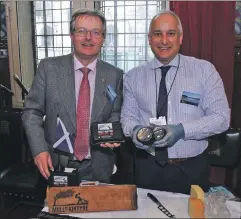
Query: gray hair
70,9,107,38
149,10,183,35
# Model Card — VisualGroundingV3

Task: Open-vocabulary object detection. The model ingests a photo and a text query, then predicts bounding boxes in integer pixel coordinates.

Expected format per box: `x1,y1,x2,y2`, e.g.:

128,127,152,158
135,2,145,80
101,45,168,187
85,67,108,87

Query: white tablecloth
42,188,241,218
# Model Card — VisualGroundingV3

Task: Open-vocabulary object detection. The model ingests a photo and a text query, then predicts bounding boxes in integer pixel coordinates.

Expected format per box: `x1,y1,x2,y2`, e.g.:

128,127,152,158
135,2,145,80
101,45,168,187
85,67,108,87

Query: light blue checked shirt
120,54,230,158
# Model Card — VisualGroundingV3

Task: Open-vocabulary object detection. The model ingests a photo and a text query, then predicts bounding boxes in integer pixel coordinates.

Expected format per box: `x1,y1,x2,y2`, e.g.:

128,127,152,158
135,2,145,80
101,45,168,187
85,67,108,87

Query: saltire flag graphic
53,118,74,154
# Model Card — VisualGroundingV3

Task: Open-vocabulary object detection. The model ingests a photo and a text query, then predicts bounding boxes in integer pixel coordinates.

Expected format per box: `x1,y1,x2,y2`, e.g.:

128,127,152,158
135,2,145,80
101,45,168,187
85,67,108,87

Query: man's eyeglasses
74,27,103,38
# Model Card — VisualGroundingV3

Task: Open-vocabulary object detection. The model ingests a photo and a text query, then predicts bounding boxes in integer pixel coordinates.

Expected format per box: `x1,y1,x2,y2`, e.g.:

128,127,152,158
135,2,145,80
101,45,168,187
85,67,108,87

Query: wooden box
46,184,138,214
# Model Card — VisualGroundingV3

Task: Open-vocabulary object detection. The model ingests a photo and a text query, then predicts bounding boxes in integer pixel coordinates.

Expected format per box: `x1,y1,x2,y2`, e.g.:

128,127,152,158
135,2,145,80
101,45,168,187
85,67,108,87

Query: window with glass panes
34,1,72,64
100,0,166,72
33,1,167,71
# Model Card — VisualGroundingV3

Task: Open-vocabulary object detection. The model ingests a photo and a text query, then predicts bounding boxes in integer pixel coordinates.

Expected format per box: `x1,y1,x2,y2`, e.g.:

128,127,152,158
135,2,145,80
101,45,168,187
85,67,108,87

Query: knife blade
147,192,176,218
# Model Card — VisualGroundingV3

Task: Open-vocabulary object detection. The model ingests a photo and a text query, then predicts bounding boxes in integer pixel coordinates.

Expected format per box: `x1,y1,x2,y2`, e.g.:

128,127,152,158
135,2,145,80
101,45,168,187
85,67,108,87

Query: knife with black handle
147,192,176,218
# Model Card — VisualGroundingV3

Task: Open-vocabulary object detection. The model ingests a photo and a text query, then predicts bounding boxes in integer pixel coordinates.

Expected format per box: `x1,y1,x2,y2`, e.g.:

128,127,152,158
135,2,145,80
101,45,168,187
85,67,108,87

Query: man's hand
34,151,53,179
152,124,185,148
100,143,121,148
132,125,150,150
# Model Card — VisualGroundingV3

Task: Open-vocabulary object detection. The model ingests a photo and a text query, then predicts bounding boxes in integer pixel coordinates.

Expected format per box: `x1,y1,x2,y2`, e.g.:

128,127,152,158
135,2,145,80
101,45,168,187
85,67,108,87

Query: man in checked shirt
120,10,230,194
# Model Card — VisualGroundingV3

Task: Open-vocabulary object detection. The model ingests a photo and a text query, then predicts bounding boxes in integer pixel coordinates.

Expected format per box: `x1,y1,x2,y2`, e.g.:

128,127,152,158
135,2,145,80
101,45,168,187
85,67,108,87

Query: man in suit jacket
22,9,123,184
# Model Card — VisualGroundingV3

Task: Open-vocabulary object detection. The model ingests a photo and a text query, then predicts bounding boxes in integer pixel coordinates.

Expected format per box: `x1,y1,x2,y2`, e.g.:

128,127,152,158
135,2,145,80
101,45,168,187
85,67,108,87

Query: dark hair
70,9,106,38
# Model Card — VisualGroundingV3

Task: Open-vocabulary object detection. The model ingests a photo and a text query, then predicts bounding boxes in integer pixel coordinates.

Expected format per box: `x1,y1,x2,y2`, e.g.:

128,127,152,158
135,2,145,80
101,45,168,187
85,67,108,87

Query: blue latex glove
132,125,150,150
152,124,185,148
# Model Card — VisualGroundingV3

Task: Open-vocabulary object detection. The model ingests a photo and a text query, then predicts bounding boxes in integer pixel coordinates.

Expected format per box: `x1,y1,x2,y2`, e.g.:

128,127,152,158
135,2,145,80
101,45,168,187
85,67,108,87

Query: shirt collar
149,54,182,70
73,55,98,73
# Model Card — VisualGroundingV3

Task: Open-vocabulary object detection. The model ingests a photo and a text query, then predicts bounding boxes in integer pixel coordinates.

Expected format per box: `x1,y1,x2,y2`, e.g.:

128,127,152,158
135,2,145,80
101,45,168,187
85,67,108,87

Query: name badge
180,91,201,106
106,84,117,104
149,116,167,126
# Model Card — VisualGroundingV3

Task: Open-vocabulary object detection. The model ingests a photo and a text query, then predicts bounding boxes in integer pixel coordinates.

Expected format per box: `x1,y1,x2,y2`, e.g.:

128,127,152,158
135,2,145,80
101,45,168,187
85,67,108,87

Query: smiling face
70,15,104,66
148,13,183,65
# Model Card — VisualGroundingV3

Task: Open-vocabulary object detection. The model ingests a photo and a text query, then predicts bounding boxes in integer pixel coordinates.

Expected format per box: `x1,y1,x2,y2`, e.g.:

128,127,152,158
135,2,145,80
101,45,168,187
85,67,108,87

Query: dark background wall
0,2,12,110
0,2,10,89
